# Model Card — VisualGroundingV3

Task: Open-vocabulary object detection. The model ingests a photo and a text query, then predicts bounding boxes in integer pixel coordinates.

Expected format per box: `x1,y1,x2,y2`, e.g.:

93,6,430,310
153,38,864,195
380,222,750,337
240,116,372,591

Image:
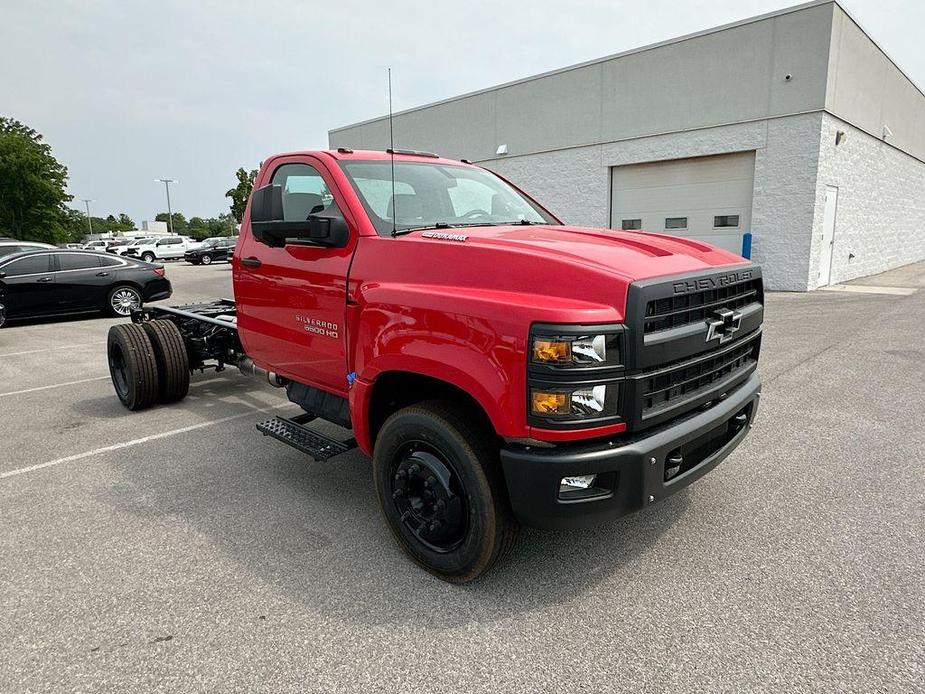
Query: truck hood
434,224,747,281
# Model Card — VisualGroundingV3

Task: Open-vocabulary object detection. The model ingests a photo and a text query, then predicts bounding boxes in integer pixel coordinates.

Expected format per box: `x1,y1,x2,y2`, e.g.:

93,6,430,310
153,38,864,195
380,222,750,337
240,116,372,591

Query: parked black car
184,236,238,265
0,249,172,324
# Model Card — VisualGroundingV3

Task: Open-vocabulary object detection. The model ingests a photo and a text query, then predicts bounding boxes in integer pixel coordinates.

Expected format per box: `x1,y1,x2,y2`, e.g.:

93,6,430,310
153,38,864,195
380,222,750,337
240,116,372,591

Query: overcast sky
2,0,922,226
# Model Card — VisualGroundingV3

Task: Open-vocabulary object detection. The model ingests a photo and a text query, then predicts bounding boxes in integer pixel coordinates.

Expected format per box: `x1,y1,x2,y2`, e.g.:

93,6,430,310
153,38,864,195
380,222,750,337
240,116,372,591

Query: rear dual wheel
107,320,190,410
141,320,190,404
373,401,519,583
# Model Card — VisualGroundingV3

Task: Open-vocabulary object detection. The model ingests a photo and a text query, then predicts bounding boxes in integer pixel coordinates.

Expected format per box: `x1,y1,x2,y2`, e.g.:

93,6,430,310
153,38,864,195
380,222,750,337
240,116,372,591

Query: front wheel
373,401,519,583
141,252,155,263
201,254,212,265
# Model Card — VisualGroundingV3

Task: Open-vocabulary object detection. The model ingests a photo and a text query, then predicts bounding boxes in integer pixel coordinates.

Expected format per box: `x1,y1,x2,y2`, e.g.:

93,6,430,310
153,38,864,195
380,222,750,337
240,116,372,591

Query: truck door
235,157,356,395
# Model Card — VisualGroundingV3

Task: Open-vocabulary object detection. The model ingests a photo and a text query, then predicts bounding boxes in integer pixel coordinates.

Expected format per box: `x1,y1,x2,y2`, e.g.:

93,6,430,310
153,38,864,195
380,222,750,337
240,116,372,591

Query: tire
107,323,159,411
106,285,143,317
141,252,155,263
201,254,212,265
373,400,519,583
141,319,190,403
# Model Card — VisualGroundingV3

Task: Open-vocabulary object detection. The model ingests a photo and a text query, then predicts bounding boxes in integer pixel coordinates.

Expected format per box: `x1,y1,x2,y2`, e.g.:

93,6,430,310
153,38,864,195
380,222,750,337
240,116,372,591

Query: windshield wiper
391,219,550,237
391,221,454,237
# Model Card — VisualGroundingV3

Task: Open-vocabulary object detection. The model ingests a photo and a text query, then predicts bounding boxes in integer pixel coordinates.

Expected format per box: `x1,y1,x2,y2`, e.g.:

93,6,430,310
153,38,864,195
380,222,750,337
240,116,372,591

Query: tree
0,117,72,243
187,216,210,240
117,213,135,230
226,167,257,223
155,211,188,234
210,213,237,237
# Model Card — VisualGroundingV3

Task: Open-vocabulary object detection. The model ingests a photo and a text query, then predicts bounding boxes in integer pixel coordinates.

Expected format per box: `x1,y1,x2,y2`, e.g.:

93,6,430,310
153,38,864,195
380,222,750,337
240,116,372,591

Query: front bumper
500,373,761,529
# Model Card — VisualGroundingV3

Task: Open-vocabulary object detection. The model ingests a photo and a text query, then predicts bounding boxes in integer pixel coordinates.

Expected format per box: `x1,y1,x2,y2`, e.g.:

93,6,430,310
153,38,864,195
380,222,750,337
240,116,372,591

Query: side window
99,256,123,267
57,253,100,271
271,163,341,221
157,238,169,246
1,255,51,276
0,246,24,258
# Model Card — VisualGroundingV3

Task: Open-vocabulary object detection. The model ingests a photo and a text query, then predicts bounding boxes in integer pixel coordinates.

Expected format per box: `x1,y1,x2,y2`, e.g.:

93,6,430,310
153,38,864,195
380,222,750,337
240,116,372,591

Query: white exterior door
610,151,756,255
818,186,838,286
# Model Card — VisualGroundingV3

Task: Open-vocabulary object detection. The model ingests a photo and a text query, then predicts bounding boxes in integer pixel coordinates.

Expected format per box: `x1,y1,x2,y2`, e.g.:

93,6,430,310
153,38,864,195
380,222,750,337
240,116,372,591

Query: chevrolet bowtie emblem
705,307,742,344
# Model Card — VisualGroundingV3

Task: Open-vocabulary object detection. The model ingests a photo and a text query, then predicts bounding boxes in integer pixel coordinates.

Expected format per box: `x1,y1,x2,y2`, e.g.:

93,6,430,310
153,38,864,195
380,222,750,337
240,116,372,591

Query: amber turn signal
531,390,570,415
533,339,571,364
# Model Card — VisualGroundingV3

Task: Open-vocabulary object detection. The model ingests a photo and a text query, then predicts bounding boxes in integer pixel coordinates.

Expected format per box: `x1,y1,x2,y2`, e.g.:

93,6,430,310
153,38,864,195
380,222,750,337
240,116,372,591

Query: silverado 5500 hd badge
296,315,338,338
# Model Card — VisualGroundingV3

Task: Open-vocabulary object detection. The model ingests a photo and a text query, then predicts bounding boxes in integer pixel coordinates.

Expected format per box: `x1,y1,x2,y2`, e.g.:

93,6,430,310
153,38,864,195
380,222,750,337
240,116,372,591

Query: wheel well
368,371,497,447
107,282,143,295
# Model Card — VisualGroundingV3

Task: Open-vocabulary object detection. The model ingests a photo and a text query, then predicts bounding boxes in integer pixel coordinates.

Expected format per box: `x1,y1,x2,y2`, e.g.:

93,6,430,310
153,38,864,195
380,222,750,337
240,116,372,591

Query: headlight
528,324,625,428
531,333,621,367
531,384,618,419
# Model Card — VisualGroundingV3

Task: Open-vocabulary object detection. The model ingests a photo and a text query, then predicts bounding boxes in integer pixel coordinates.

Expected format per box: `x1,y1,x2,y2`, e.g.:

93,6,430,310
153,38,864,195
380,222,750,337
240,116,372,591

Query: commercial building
330,0,925,290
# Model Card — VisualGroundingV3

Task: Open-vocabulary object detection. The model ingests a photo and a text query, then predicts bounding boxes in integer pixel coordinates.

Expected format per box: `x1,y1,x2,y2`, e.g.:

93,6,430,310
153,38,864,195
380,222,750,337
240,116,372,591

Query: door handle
37,276,53,283
241,257,262,268
96,272,110,277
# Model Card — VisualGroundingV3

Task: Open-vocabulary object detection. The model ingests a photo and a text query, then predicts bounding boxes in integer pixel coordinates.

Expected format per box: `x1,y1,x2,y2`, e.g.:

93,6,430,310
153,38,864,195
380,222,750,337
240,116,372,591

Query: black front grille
641,333,759,415
644,279,761,333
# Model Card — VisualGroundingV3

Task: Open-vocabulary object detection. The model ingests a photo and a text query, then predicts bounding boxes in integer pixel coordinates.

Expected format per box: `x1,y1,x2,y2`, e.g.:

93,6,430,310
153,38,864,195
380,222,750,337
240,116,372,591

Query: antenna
388,68,397,236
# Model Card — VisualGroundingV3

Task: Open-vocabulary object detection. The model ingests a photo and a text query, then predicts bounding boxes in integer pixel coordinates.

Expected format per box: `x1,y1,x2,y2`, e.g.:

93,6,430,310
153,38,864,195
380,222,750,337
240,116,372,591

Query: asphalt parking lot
1,260,923,693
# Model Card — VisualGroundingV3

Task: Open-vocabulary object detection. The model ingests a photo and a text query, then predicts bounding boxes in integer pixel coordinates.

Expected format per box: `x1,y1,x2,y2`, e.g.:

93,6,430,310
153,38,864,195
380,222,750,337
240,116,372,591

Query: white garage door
610,151,755,255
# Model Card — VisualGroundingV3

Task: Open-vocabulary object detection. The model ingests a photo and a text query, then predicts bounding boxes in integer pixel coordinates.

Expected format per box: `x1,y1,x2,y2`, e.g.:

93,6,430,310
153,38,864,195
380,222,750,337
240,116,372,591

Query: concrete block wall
484,115,824,291
811,112,925,286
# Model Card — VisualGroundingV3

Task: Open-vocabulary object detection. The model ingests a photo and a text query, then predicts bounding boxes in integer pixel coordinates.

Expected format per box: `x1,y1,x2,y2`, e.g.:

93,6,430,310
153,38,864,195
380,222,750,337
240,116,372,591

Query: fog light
559,474,597,494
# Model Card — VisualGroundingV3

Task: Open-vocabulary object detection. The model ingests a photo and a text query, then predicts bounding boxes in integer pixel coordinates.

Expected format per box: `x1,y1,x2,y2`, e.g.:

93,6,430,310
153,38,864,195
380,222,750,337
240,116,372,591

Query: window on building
714,215,740,228
621,219,642,230
665,217,688,229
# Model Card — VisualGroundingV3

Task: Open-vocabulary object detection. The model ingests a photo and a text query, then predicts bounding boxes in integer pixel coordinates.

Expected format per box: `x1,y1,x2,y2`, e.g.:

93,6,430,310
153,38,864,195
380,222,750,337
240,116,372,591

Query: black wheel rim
108,343,129,399
390,442,467,553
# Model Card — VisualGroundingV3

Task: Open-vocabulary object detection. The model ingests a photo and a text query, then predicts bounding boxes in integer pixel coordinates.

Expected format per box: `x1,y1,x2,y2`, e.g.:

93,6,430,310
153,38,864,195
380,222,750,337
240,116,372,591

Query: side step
256,414,356,461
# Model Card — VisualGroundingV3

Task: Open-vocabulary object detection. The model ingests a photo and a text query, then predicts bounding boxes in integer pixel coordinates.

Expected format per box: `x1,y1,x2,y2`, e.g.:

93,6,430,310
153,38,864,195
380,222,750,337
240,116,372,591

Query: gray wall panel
826,5,925,160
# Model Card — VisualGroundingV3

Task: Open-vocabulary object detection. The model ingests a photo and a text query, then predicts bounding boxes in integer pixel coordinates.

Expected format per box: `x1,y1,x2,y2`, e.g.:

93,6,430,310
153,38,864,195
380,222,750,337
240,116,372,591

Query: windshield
338,160,558,236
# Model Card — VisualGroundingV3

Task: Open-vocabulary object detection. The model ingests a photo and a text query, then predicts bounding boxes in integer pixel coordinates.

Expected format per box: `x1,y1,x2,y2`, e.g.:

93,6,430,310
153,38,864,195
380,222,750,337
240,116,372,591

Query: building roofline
330,0,924,135
331,0,834,134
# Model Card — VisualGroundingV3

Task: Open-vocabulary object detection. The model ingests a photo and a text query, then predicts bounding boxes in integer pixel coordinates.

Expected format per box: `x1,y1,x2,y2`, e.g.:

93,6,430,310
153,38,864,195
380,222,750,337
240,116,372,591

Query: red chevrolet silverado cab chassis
106,149,763,582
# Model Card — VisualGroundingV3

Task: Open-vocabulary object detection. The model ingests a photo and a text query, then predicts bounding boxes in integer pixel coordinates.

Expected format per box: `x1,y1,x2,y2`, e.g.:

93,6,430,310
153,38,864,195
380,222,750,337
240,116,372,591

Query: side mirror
250,184,349,249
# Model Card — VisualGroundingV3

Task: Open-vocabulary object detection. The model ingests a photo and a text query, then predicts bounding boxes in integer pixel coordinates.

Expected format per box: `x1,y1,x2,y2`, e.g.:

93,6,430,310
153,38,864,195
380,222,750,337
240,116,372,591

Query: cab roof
270,149,478,168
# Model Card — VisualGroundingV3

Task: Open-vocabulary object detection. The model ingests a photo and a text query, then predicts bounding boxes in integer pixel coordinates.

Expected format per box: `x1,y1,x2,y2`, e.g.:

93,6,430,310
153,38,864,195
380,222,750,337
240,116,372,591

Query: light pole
81,199,94,236
155,179,177,235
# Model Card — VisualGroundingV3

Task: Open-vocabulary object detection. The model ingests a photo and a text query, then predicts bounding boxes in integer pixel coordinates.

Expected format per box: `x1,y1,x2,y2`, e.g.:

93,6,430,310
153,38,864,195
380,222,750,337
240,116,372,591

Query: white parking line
0,344,97,358
1,407,273,480
0,376,110,398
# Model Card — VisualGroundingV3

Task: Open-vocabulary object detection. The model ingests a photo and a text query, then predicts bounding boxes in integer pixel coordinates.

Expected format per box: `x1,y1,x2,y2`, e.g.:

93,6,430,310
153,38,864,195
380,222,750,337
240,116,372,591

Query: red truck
106,148,763,582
